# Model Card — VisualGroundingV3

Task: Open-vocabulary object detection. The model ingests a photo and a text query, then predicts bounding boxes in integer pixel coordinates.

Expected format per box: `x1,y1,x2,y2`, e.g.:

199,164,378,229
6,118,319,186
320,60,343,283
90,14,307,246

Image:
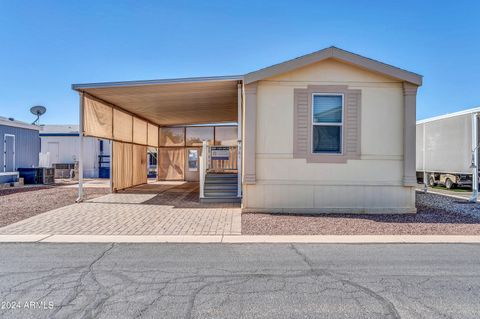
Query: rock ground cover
242,192,480,235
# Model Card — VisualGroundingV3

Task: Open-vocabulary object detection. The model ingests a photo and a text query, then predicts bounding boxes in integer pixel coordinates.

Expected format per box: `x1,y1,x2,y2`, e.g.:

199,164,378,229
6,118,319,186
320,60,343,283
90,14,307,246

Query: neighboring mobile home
73,46,422,214
0,116,40,183
39,125,111,178
416,107,480,190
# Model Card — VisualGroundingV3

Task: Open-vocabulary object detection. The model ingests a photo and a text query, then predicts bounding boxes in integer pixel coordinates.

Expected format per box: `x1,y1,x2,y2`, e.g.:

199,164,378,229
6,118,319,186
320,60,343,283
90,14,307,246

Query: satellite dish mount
30,105,47,125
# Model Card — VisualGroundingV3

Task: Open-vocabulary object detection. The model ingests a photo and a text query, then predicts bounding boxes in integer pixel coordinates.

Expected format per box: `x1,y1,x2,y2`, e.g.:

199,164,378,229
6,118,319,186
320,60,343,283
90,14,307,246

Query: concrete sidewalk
1,234,480,244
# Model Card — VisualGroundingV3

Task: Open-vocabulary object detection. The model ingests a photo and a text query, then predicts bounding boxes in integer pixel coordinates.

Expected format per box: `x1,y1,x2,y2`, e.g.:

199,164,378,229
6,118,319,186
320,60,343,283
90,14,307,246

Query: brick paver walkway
0,182,241,236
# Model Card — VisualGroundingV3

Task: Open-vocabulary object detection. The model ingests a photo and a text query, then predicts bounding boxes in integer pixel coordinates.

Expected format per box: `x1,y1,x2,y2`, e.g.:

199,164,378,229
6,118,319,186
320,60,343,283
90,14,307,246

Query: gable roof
244,46,422,86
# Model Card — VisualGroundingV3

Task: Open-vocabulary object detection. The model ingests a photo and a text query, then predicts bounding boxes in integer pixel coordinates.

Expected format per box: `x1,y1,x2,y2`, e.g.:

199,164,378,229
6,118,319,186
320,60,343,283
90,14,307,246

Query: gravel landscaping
0,186,109,227
243,191,480,235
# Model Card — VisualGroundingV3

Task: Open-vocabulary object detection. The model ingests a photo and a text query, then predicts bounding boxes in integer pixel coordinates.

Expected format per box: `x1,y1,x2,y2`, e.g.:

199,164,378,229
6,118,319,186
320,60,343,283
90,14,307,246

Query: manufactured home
0,116,40,184
40,125,111,178
73,47,422,214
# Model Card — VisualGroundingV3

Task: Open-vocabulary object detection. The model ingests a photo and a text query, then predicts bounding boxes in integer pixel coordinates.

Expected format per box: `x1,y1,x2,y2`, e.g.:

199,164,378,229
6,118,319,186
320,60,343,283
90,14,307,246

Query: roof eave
244,46,423,86
72,75,244,91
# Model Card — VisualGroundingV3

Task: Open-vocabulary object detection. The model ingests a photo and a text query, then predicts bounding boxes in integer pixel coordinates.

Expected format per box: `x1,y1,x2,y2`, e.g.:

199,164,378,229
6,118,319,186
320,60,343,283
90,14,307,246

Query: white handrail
237,140,242,197
199,141,207,198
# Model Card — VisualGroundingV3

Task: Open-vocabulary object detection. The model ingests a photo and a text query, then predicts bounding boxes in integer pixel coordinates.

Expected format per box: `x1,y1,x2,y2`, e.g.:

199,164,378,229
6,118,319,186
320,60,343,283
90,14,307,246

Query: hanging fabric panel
132,144,147,186
112,141,138,190
158,147,184,180
147,123,158,147
83,96,113,139
133,117,147,145
112,141,125,190
113,109,133,142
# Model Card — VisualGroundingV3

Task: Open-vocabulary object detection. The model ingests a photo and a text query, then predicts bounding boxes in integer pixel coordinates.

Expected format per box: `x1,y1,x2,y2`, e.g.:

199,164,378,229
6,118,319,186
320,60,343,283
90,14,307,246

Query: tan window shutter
344,89,361,158
293,88,309,158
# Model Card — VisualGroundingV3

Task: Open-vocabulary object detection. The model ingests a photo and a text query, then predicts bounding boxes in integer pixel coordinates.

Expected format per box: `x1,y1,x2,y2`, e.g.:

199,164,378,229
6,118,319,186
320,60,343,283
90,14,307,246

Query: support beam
76,92,85,202
243,83,257,184
402,83,418,186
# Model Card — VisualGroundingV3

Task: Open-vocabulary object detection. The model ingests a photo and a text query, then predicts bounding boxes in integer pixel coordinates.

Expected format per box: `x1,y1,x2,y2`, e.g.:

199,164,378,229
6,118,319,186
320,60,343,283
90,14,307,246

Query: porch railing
200,141,242,198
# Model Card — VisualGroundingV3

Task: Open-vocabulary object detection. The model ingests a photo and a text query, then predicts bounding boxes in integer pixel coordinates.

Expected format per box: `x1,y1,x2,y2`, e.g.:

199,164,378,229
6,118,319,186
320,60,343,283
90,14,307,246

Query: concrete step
206,173,238,178
200,196,242,203
204,191,238,197
204,184,238,190
205,175,237,179
205,179,238,185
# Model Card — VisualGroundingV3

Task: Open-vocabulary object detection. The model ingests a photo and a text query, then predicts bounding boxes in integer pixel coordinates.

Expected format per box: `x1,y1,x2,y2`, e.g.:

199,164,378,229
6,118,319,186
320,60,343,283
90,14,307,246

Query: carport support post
237,83,242,198
76,92,85,203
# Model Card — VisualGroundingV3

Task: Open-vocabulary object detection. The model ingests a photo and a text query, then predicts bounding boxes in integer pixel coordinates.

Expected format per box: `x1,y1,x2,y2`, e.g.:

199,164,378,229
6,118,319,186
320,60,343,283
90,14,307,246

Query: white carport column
76,92,85,202
237,83,242,197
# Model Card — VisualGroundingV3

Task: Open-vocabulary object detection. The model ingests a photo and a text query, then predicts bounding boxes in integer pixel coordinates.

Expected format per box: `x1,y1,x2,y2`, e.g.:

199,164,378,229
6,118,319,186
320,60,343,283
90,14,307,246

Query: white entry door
4,134,15,172
47,142,60,165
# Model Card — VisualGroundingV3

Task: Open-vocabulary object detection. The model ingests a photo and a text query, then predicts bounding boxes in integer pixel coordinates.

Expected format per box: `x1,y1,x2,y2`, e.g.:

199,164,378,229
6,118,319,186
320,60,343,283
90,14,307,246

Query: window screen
312,94,343,154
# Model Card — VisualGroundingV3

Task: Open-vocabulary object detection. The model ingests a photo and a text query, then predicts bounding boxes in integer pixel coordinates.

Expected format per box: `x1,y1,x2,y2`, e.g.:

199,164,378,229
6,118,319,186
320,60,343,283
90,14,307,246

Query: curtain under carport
82,94,158,190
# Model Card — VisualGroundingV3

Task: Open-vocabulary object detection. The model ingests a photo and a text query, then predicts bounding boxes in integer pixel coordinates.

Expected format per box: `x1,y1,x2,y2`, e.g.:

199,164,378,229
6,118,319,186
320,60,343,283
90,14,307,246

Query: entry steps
202,173,241,203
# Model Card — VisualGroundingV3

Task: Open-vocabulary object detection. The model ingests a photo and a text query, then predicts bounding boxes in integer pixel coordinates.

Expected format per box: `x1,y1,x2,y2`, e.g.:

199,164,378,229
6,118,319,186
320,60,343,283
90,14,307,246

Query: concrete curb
0,234,480,244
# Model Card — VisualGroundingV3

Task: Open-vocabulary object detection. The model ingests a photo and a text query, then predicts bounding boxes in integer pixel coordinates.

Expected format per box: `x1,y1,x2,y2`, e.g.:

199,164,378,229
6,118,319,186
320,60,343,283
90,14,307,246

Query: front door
47,142,60,165
184,147,200,181
4,134,15,172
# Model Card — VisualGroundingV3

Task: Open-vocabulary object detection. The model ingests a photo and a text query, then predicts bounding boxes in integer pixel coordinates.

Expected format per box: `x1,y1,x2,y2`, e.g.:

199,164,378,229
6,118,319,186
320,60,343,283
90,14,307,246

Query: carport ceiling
75,76,241,126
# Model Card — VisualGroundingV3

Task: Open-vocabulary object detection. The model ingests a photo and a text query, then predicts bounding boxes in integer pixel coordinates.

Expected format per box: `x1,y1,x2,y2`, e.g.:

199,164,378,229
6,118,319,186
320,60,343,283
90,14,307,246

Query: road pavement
0,243,479,318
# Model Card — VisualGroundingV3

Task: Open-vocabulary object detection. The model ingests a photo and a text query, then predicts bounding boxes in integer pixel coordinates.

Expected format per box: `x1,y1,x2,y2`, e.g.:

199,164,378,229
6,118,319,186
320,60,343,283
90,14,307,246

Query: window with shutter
293,85,361,163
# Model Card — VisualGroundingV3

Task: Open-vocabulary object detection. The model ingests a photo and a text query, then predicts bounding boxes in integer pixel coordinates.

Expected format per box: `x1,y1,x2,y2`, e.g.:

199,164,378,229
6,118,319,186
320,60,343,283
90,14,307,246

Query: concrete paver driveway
0,182,241,236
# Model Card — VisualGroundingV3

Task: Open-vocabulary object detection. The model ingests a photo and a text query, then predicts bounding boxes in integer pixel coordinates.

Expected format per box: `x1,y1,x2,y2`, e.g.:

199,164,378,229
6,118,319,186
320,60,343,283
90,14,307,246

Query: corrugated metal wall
0,124,40,172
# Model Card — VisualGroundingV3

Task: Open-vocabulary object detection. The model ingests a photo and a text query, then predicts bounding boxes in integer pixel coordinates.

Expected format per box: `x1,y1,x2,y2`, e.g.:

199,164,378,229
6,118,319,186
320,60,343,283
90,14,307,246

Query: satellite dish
30,105,47,125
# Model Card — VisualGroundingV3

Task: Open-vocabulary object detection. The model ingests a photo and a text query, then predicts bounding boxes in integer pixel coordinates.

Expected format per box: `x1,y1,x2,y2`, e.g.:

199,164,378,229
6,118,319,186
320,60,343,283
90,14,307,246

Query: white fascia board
72,75,244,91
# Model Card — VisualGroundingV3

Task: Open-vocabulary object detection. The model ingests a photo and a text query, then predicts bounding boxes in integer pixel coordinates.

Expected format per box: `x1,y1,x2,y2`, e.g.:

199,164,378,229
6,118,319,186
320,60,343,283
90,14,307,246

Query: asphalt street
0,243,479,318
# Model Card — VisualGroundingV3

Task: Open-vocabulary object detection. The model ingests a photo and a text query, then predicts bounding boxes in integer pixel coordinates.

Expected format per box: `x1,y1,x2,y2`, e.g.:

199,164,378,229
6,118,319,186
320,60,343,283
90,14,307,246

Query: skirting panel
243,183,416,214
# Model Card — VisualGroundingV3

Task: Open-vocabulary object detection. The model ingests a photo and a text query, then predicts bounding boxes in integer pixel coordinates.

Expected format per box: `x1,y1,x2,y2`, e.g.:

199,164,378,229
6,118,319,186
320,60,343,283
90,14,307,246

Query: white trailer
416,107,479,194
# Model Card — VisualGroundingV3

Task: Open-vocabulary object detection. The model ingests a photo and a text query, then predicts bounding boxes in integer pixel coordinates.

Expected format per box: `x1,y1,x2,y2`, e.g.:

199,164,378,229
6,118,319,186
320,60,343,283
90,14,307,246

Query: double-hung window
312,94,343,154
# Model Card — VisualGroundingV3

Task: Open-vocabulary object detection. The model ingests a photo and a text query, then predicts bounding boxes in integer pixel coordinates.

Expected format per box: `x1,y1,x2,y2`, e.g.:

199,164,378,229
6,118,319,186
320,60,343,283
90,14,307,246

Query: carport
72,75,243,202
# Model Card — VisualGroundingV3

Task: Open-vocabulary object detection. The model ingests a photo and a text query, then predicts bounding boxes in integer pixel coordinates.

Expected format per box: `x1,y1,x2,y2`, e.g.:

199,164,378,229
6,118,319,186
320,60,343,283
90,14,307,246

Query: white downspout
469,113,478,203
76,92,85,203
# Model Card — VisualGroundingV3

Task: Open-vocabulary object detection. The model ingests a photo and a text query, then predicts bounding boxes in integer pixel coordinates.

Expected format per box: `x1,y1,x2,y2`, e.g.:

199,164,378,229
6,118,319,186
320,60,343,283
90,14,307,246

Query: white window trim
311,93,344,155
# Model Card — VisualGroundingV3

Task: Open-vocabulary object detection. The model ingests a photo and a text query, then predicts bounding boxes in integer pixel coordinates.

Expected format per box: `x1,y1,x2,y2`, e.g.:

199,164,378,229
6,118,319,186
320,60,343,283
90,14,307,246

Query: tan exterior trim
244,47,422,86
403,82,418,186
293,85,361,163
243,83,257,184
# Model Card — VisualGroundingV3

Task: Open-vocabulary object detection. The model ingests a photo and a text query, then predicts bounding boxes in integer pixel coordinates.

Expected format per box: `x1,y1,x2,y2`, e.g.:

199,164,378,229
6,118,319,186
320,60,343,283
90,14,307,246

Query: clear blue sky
0,0,478,124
